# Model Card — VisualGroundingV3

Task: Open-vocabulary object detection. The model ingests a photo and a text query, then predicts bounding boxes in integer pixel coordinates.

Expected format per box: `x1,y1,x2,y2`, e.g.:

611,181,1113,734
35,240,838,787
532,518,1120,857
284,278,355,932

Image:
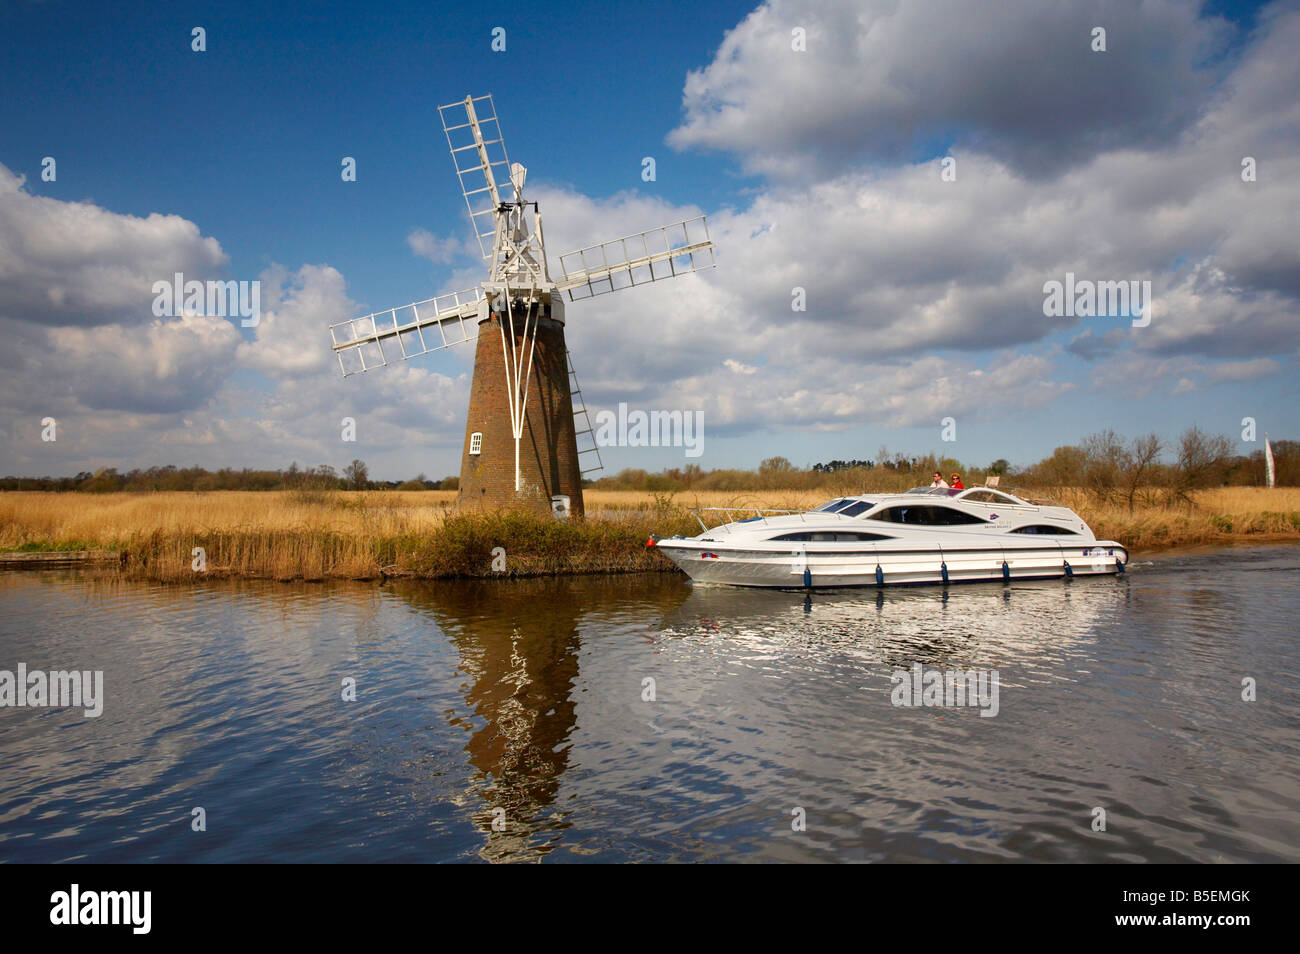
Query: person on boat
950,473,964,489
930,472,949,488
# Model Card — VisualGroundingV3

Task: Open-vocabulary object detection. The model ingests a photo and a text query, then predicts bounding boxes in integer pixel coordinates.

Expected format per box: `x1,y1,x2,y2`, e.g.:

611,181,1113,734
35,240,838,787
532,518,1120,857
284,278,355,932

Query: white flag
1265,436,1276,488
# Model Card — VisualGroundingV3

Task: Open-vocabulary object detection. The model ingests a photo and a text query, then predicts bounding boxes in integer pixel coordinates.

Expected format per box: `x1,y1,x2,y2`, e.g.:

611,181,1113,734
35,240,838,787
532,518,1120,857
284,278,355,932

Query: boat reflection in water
659,573,1130,673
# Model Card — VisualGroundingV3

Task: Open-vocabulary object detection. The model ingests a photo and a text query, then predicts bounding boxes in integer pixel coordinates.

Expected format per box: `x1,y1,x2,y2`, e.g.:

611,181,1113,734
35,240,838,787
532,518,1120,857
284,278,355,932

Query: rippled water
2,545,1298,862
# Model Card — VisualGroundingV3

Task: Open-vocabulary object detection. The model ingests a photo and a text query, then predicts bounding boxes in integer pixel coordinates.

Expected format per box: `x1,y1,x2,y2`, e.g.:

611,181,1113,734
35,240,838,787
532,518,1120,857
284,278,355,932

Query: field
1,487,1298,581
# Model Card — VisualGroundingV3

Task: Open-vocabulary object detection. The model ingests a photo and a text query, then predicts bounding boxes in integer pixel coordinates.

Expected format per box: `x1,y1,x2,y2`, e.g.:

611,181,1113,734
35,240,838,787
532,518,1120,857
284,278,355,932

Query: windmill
328,94,715,518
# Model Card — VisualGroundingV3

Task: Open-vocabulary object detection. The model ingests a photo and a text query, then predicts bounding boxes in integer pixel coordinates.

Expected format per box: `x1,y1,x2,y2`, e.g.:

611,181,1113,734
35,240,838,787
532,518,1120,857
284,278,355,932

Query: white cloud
668,0,1229,180
1208,358,1280,383
0,164,226,326
406,228,470,265
238,264,355,378
0,312,241,415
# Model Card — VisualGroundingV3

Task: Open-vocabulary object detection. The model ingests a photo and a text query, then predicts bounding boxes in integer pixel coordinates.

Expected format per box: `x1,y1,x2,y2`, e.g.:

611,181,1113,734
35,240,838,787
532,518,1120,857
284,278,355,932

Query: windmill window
469,432,482,455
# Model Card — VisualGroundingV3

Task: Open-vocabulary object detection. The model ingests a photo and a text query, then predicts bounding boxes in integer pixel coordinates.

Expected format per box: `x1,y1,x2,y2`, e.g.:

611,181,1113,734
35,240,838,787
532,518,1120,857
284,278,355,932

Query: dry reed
1,486,1296,582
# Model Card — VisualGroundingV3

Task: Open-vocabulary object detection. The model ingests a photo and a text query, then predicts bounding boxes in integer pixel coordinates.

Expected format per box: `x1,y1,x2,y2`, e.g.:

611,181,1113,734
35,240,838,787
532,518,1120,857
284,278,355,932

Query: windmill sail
557,217,715,301
329,286,485,376
1265,435,1276,488
439,95,512,259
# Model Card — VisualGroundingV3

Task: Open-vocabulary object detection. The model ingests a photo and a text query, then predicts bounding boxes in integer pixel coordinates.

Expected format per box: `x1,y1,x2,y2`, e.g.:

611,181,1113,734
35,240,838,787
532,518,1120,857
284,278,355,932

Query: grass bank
0,487,1297,582
0,490,699,581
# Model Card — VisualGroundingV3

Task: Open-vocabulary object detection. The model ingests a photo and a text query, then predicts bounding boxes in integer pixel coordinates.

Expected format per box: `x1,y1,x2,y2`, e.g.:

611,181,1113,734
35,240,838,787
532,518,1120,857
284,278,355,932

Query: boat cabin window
813,498,849,512
771,531,893,542
837,500,874,517
961,490,1021,505
868,505,988,526
1010,524,1079,535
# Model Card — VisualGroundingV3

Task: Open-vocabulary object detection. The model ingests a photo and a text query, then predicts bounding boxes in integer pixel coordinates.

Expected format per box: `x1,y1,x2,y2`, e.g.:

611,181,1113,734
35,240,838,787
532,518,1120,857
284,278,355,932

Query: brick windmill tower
329,94,714,517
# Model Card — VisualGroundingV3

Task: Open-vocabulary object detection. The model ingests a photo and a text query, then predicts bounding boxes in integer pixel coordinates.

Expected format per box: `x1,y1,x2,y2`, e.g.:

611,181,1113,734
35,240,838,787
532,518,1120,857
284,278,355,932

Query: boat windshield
811,498,874,515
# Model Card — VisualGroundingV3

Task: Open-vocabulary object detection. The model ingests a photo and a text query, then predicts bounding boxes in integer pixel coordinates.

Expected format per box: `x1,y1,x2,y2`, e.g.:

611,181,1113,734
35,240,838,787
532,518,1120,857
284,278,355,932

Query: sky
0,0,1296,481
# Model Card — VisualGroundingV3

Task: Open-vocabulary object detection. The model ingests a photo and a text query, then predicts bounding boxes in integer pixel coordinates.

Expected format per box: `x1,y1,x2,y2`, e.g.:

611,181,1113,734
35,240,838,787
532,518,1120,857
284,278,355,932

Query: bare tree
1120,433,1162,514
344,459,369,491
759,456,794,475
1081,430,1125,503
1175,427,1233,500
1035,445,1087,489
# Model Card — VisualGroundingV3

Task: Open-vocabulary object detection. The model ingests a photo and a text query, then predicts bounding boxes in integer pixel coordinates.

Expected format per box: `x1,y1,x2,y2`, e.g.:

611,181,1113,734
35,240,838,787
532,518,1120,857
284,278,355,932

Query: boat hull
653,540,1129,589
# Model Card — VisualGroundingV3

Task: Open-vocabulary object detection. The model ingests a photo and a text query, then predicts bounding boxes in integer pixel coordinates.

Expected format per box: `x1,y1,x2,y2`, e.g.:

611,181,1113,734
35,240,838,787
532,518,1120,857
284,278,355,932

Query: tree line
3,428,1292,503
588,427,1296,507
0,461,459,493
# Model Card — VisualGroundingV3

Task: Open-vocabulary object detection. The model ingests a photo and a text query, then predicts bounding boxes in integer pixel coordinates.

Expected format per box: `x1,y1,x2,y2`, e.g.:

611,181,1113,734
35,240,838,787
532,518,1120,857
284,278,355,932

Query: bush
402,507,697,578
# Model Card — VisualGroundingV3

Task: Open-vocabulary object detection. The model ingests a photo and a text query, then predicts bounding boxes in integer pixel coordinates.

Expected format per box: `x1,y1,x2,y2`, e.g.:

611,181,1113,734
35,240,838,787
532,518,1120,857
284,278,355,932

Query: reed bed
1053,487,1300,550
583,488,830,516
0,486,1296,582
0,490,696,582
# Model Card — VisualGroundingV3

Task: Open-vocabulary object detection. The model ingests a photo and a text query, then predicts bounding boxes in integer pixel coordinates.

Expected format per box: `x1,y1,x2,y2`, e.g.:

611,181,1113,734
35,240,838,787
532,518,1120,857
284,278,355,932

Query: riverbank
1,487,1297,581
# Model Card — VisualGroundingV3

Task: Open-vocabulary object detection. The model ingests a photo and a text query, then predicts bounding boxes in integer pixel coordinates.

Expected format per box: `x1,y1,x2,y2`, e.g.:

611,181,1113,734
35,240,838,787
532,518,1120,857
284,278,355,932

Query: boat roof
831,486,1035,506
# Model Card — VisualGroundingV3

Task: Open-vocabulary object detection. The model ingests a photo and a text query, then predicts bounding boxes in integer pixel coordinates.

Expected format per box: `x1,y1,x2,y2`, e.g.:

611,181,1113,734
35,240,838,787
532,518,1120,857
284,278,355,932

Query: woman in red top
950,473,964,489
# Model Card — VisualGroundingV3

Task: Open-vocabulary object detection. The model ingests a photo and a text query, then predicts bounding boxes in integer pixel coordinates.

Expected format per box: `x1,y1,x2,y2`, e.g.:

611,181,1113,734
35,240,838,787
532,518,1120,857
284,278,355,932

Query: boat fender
875,564,884,587
1116,557,1126,574
940,562,949,584
1001,560,1010,582
803,567,812,588
1063,560,1073,579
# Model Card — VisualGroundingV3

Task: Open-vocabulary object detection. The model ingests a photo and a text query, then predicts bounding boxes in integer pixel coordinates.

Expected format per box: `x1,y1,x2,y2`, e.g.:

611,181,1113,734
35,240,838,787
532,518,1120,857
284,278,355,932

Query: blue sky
1,0,1296,480
3,0,752,303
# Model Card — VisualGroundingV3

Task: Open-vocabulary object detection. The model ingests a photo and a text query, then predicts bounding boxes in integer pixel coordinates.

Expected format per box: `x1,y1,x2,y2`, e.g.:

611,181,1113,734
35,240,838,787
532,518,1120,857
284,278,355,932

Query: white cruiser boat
649,486,1128,588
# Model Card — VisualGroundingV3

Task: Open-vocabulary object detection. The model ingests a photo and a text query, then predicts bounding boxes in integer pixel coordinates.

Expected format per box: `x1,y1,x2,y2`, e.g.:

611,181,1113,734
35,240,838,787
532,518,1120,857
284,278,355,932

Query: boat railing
689,507,804,534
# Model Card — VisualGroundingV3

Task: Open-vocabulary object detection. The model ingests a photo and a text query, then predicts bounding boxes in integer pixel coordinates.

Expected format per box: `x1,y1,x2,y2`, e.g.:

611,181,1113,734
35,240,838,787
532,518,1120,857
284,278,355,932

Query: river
2,544,1297,862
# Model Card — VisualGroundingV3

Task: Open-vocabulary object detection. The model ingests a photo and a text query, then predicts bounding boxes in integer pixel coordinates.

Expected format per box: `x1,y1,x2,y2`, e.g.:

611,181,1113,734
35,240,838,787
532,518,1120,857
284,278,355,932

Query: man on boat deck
930,472,949,488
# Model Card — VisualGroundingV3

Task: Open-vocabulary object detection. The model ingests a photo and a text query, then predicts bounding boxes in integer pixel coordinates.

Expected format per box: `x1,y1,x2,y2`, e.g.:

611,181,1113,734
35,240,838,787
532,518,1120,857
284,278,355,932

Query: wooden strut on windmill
328,94,715,518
